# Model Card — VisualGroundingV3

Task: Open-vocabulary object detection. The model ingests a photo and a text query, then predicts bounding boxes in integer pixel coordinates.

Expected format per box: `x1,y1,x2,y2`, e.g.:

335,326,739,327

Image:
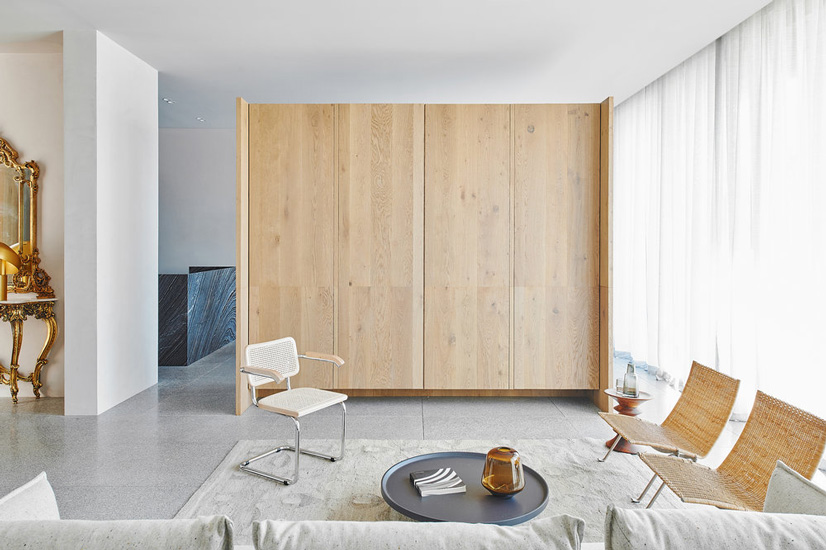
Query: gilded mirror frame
0,136,54,298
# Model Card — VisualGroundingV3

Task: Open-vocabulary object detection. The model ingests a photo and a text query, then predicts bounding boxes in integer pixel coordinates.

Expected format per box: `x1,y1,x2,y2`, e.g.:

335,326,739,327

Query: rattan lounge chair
638,390,826,510
599,361,740,463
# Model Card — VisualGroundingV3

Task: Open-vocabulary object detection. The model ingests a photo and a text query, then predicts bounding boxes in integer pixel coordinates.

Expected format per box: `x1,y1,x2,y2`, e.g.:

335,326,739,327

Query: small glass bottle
622,362,638,397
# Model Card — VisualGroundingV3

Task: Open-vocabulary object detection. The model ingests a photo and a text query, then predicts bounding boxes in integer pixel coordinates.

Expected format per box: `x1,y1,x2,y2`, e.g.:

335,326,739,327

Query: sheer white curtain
615,0,826,418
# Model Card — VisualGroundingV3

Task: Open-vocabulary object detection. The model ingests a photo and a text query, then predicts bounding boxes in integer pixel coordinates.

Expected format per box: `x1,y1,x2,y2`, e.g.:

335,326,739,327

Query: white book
409,468,467,497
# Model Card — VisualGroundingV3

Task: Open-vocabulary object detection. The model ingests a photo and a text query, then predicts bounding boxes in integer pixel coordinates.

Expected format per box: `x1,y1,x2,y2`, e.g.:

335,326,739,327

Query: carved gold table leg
32,313,57,398
9,318,23,404
1,300,58,402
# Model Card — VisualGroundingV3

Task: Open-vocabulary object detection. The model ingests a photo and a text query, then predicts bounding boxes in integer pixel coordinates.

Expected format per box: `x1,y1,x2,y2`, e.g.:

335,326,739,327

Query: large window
615,0,826,418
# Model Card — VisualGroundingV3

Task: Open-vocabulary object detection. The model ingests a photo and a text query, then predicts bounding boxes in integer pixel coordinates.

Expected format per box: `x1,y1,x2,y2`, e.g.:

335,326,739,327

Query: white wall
95,33,158,413
64,30,99,415
64,30,158,415
159,129,235,274
0,47,65,400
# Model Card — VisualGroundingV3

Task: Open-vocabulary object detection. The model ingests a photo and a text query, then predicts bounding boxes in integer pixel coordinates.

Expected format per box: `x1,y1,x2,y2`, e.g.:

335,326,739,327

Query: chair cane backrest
245,337,300,388
661,361,740,457
718,391,826,506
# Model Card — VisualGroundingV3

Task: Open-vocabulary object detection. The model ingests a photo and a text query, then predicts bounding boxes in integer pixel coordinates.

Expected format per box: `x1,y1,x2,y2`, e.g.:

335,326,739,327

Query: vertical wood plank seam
597,102,603,408
245,102,249,386
422,105,428,390
333,104,339,389
508,104,516,389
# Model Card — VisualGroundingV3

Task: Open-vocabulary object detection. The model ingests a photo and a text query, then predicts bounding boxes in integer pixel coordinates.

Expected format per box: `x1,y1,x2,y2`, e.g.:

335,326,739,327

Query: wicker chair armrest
240,365,286,383
299,352,345,368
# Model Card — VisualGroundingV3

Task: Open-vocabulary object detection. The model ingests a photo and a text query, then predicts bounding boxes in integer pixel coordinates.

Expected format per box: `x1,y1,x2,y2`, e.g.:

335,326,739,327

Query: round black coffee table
380,451,549,525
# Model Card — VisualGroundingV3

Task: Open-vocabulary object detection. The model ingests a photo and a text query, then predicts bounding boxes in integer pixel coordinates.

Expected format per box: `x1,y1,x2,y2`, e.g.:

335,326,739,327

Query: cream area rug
175,438,689,544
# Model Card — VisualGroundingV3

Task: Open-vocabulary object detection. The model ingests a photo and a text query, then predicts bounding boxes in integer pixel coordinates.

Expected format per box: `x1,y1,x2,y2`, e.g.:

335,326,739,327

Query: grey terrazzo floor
0,344,751,520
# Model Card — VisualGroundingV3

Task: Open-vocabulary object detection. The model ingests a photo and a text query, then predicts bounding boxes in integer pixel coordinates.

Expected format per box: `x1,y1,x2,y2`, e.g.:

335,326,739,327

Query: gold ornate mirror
0,136,53,298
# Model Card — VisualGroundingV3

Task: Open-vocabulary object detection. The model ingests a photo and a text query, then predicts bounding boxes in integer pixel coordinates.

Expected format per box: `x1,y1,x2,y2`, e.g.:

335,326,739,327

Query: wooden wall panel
596,97,614,411
337,104,425,389
240,101,609,397
424,105,510,390
513,104,600,389
236,97,252,415
248,104,336,389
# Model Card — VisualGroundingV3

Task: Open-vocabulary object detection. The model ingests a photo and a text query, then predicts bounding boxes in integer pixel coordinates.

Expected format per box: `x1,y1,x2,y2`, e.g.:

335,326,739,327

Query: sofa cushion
0,516,234,550
0,472,60,521
763,460,826,515
253,516,584,550
604,505,826,550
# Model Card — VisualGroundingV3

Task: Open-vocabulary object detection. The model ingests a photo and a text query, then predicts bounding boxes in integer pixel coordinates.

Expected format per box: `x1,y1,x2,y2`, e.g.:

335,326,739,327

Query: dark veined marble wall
187,266,236,364
158,266,235,366
159,274,188,365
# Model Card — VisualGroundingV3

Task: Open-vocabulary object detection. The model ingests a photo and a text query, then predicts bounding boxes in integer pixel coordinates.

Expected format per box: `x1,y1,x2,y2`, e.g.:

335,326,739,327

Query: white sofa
2,464,825,550
249,506,826,550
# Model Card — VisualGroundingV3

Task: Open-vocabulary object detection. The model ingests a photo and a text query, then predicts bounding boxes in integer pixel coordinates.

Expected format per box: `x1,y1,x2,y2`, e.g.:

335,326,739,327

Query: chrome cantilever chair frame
239,341,347,486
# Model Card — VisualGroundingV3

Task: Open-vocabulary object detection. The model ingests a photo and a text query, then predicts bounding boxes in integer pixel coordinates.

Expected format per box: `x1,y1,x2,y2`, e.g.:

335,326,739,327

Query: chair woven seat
640,391,826,511
640,454,756,510
600,413,705,458
258,388,347,418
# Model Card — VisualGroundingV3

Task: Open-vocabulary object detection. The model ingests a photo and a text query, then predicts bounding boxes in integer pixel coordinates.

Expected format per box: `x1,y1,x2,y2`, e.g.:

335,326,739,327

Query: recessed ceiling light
196,117,205,122
162,97,176,104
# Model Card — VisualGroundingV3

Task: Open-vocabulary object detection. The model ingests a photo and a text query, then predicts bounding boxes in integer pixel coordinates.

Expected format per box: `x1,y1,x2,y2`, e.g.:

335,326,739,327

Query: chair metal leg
632,473,658,503
599,435,621,462
239,402,347,485
335,401,346,461
294,402,346,462
240,417,302,485
645,480,667,509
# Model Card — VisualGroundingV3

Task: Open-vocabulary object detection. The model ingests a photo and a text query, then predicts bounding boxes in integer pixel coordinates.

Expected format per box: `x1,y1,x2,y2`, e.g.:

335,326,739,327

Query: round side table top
604,388,652,403
381,451,549,526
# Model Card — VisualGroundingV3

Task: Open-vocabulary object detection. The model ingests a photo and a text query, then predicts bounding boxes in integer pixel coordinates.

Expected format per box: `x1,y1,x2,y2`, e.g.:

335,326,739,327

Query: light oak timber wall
235,98,251,414
595,97,614,412
424,105,511,390
237,100,613,414
338,104,425,389
513,105,600,390
248,104,337,391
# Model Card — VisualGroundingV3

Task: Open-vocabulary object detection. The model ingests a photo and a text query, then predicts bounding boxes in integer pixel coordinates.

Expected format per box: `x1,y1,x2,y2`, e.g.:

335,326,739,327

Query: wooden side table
604,388,653,454
0,298,58,403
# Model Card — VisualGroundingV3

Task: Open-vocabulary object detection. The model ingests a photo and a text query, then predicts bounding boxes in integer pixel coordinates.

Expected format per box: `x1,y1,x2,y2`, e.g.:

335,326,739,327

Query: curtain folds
615,0,826,418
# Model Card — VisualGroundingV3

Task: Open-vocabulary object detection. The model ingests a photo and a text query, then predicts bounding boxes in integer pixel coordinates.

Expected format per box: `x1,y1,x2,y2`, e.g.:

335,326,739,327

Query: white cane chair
239,336,347,485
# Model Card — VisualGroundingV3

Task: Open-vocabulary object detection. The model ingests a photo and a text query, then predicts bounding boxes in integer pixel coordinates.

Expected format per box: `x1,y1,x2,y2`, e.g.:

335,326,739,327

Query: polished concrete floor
0,344,761,519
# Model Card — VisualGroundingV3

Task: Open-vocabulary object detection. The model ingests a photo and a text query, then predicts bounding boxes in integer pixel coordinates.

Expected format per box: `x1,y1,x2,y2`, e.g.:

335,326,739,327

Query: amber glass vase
481,446,525,498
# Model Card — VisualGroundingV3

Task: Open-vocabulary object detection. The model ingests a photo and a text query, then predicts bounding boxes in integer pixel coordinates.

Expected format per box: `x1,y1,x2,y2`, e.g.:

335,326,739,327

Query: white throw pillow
0,472,60,520
763,460,826,515
0,516,234,550
604,505,826,550
253,516,584,550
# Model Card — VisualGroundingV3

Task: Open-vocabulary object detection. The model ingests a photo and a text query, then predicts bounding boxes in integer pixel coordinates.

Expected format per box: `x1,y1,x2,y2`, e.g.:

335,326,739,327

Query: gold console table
0,298,57,403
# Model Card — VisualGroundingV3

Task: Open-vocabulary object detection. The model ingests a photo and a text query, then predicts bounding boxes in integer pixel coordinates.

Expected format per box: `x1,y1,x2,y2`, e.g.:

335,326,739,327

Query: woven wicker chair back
661,361,740,457
245,336,300,387
718,390,826,505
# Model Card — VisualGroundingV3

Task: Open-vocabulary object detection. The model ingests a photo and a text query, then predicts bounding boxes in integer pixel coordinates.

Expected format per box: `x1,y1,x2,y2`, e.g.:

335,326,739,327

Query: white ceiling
1,0,771,128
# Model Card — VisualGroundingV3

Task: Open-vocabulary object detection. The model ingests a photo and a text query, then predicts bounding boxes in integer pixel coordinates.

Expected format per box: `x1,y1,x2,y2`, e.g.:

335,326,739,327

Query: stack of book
409,468,466,497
